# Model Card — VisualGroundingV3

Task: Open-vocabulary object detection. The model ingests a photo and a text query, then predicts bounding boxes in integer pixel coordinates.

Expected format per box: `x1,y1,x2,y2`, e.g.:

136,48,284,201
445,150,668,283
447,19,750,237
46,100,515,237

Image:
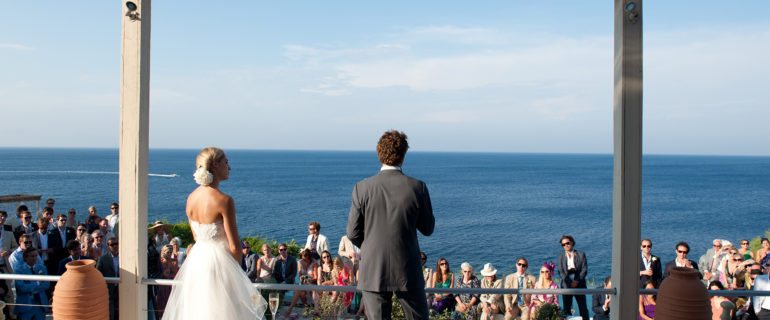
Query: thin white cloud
0,43,34,51
407,25,510,45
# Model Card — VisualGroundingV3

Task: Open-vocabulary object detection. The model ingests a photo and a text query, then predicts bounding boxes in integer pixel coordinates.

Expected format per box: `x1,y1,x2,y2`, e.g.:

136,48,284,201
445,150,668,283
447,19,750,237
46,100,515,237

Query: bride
162,147,267,319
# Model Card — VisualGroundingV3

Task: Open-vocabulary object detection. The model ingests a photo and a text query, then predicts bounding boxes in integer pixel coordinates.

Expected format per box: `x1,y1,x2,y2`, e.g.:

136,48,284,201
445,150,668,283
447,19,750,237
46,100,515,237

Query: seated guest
529,262,559,319
722,250,750,290
255,243,275,283
170,237,186,265
421,252,433,306
283,249,318,318
272,243,297,304
710,281,735,320
478,263,504,320
756,238,770,264
337,235,360,272
431,257,455,314
592,276,612,320
638,279,656,320
240,241,257,282
9,234,43,273
455,262,480,320
739,239,755,261
331,256,353,312
665,241,701,279
15,248,49,320
58,240,90,275
316,250,335,311
504,257,536,320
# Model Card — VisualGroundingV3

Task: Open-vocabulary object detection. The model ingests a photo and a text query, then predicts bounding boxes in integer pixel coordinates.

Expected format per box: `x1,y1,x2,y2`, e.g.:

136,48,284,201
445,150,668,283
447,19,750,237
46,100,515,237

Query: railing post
119,0,151,319
611,0,643,319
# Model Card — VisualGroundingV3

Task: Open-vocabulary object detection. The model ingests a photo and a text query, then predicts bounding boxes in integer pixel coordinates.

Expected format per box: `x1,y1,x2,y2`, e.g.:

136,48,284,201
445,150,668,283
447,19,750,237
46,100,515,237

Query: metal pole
611,1,643,319
119,1,151,319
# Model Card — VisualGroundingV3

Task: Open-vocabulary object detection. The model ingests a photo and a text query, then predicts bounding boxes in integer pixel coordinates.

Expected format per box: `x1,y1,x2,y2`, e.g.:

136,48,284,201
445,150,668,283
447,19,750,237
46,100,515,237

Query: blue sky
2,1,768,155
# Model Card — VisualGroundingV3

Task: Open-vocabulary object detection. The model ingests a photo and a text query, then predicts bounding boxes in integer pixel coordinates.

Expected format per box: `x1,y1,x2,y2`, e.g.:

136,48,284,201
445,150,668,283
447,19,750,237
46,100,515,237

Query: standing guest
15,248,48,320
40,207,55,232
337,235,360,271
346,130,435,320
478,263,504,320
710,281,735,320
65,208,79,228
0,211,16,272
81,233,98,259
557,235,589,320
304,221,328,260
665,241,701,278
169,237,186,265
85,211,101,235
49,214,76,275
283,249,318,317
431,257,455,314
149,221,171,252
58,240,90,275
454,262,481,320
701,239,724,282
255,243,275,283
31,218,53,271
104,202,119,235
13,210,37,243
272,243,297,303
757,238,770,265
240,241,258,282
96,237,119,320
505,257,536,320
638,279,656,320
529,262,559,319
92,230,107,257
639,239,662,287
75,223,88,243
155,244,178,319
99,219,116,241
44,198,55,211
9,234,44,272
13,205,30,228
592,276,612,320
146,236,160,320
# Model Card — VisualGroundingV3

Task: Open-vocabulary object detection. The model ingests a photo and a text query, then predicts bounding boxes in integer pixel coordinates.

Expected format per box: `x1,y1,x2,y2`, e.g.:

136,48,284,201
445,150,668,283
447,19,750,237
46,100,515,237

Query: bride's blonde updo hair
193,147,225,186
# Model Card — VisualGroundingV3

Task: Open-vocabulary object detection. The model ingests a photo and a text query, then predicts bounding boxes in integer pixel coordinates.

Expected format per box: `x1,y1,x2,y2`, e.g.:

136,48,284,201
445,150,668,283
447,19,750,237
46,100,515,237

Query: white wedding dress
162,220,267,319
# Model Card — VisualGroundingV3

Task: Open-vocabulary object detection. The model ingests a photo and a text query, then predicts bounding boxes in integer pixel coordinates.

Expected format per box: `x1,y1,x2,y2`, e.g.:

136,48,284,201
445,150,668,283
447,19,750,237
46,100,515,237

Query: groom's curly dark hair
377,130,409,166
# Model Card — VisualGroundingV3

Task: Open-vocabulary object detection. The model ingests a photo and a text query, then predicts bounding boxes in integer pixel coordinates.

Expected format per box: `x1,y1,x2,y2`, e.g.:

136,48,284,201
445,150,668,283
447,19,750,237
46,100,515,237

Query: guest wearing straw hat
149,221,171,252
478,263,504,320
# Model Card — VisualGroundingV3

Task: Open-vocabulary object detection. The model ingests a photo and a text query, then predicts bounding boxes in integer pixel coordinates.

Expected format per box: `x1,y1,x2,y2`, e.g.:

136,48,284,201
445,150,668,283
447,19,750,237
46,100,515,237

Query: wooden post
611,1,643,319
119,1,150,319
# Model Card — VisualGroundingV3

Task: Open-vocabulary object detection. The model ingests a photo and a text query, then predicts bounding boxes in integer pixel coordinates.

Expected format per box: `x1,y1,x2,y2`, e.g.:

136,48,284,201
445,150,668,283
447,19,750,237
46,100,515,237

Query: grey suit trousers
362,289,429,320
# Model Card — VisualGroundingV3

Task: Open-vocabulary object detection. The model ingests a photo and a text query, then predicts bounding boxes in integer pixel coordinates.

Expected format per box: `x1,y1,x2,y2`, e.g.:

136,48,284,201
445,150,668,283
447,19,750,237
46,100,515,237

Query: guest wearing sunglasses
739,239,755,262
504,257,536,320
65,208,79,229
13,210,37,244
272,243,297,305
639,239,662,288
97,237,119,320
431,257,455,313
664,241,701,279
557,235,589,320
48,214,76,275
529,262,559,319
9,234,44,273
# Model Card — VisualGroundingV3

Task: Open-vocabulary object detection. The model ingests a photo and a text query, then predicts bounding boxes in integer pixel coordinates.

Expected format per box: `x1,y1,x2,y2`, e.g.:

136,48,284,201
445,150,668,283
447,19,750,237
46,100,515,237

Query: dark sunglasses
677,250,689,254
109,243,119,247
742,242,749,245
561,242,571,247
23,241,32,245
279,248,287,252
111,207,118,209
641,245,651,248
517,263,528,267
439,262,447,266
322,256,330,259
23,216,31,220
540,270,550,274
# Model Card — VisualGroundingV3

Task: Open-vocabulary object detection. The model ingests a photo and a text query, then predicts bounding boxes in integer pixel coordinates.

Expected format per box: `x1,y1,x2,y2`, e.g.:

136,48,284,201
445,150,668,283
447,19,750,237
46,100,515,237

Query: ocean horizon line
1,146,769,159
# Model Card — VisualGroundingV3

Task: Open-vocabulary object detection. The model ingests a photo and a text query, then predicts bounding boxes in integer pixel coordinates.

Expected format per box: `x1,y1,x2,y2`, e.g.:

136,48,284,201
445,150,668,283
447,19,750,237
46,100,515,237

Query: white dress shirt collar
380,164,402,171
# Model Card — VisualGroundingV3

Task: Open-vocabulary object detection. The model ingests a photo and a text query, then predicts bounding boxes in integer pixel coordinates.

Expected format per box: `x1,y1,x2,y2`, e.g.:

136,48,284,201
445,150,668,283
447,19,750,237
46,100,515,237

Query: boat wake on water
0,170,178,178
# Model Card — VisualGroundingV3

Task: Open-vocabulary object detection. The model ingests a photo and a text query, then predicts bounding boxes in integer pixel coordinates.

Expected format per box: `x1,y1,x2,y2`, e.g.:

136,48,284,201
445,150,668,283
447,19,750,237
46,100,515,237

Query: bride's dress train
162,221,267,319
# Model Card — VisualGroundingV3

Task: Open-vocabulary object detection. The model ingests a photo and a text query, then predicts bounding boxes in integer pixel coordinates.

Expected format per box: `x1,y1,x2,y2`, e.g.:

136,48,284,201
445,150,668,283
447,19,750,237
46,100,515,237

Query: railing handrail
1,273,768,298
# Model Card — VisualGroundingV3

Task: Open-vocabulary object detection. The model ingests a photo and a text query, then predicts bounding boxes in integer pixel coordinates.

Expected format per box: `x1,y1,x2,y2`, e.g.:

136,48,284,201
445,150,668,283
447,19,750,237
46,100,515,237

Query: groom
347,130,435,320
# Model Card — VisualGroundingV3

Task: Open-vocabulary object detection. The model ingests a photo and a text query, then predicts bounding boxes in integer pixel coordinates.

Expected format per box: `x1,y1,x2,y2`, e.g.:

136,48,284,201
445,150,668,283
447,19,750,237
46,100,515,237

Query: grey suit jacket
244,252,258,282
347,169,435,292
557,250,588,288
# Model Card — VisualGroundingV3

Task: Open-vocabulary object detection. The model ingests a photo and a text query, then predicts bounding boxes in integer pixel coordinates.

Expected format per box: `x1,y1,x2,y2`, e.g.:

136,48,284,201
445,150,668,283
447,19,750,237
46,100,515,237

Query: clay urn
52,259,109,320
656,266,711,320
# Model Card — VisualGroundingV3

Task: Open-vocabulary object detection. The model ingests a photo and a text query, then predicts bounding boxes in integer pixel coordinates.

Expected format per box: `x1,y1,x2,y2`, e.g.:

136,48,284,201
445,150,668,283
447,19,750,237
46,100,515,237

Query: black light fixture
126,1,138,12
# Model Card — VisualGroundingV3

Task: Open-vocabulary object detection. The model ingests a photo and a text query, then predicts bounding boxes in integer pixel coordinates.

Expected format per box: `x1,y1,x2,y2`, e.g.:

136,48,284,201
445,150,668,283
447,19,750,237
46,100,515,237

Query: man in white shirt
753,262,770,320
304,221,328,260
104,202,119,235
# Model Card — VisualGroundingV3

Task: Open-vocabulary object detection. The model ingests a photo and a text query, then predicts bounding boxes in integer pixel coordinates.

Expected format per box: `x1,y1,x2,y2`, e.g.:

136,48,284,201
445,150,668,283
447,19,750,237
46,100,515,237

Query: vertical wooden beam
119,1,150,319
611,0,643,319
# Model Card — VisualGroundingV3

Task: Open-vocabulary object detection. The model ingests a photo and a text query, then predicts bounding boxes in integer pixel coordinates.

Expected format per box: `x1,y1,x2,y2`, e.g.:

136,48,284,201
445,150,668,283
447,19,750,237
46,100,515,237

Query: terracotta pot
52,259,109,320
656,266,711,320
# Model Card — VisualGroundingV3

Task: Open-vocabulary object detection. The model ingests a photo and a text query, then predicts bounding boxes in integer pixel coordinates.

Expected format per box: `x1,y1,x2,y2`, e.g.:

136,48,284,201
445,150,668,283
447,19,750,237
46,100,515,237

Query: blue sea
1,148,769,284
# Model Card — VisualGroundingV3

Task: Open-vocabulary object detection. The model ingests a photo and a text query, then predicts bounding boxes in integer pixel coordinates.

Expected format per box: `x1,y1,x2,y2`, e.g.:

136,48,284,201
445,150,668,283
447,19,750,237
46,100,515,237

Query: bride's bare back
187,147,242,261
